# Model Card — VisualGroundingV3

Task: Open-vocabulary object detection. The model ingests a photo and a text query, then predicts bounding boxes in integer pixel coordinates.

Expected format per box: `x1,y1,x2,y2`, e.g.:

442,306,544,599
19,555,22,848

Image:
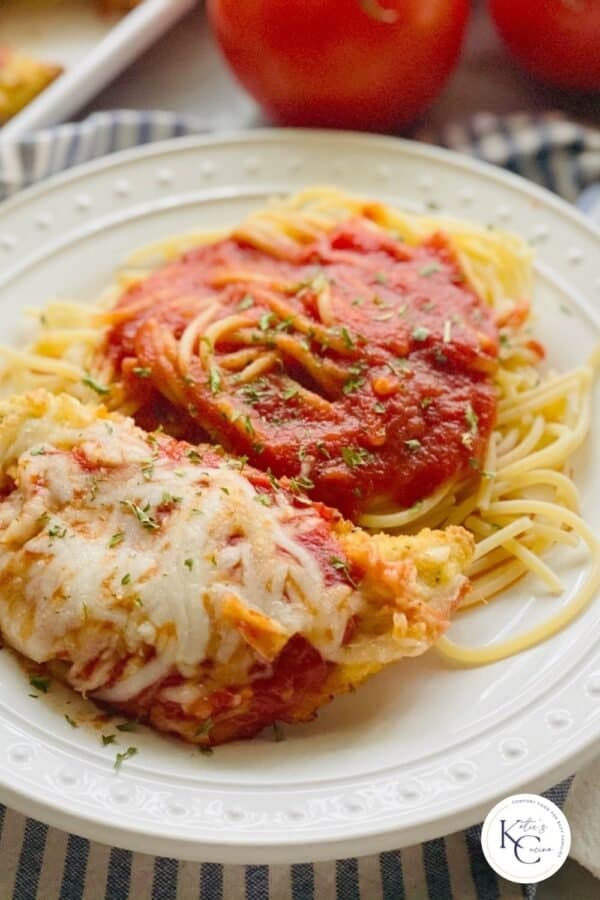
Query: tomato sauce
108,219,499,520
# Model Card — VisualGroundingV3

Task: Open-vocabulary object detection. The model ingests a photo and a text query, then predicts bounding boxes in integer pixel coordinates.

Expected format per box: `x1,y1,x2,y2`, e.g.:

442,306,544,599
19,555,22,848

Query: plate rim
0,128,598,863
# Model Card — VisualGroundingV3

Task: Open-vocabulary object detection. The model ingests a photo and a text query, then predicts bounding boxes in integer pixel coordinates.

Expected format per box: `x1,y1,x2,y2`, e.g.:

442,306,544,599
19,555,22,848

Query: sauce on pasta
107,218,499,519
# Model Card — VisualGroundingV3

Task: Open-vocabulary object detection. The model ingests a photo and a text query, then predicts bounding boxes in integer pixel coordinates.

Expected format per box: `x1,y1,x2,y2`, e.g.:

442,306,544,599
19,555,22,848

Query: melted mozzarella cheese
0,407,353,702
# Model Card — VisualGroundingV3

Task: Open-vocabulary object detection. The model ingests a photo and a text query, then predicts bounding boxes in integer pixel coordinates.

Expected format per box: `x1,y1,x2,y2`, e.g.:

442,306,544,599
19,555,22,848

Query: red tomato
207,0,470,131
490,0,600,91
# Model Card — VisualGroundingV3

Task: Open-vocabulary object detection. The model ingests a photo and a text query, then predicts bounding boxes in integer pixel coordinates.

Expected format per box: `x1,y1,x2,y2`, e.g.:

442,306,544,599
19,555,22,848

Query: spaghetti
1,187,597,666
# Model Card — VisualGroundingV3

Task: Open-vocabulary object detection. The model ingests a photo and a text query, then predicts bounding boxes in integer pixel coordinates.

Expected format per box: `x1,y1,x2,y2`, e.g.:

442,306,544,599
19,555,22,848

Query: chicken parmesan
0,187,597,672
0,390,472,745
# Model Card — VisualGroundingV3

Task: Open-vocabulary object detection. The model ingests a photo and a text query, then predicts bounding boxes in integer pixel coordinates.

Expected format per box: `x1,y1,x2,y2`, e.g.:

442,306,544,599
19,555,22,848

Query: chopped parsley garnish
434,349,447,364
132,366,152,379
288,474,315,493
30,447,46,456
374,402,386,413
282,386,299,401
65,714,78,728
48,524,67,539
195,717,213,738
187,449,202,463
411,326,430,342
330,556,358,588
114,747,138,770
102,734,116,746
419,263,441,277
82,373,110,395
254,493,273,506
272,721,285,742
184,558,194,571
464,402,479,434
37,512,50,527
560,303,572,316
404,439,423,452
109,531,125,548
341,446,372,468
374,272,387,285
121,573,131,585
141,461,154,481
238,294,254,311
425,200,440,211
29,675,50,693
339,326,354,349
220,487,230,496
499,332,511,347
242,415,255,436
134,597,143,608
208,367,222,395
352,296,364,306
121,500,159,531
259,311,274,332
421,397,433,409
199,746,214,757
310,272,329,293
342,373,365,395
116,720,137,733
161,492,183,506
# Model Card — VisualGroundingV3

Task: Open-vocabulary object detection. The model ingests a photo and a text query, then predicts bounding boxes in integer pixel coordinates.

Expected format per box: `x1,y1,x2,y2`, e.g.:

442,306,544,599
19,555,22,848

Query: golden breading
0,46,62,125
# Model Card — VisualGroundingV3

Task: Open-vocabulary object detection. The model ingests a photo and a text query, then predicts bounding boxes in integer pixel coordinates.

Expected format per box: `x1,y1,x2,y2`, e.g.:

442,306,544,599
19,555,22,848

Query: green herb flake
272,721,285,742
288,474,315,493
48,524,67,539
419,263,440,278
259,311,274,332
330,556,358,588
121,573,131,586
282,386,299,401
374,272,387,285
132,366,152,379
404,439,422,452
102,734,116,746
342,374,365,395
187,449,202,463
184,558,194,571
469,457,481,471
141,461,154,481
560,303,572,316
134,597,144,608
421,397,433,409
341,446,372,468
116,720,137,733
114,746,138,771
120,500,159,531
29,675,50,693
195,717,213,738
238,294,254,311
254,493,273,506
464,402,479,435
208,367,222,395
199,746,214,756
65,714,78,728
82,373,110,396
30,446,46,456
109,531,125,548
374,402,386,413
411,326,430,342
339,326,355,349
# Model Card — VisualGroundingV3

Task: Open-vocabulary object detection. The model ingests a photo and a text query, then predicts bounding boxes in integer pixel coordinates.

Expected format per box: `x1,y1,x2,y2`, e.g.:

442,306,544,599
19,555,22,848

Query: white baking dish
0,0,198,140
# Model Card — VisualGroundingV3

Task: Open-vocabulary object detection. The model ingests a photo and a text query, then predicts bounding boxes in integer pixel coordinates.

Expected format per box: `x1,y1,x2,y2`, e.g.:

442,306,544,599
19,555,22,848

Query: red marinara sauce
107,217,499,520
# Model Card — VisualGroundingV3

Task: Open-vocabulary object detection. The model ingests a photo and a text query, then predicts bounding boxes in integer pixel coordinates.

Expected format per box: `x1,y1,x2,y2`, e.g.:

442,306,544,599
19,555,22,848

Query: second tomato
208,0,471,131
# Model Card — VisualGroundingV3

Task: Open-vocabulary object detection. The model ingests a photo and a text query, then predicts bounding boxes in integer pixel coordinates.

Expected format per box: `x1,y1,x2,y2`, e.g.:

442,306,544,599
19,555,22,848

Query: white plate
0,130,599,864
0,0,197,140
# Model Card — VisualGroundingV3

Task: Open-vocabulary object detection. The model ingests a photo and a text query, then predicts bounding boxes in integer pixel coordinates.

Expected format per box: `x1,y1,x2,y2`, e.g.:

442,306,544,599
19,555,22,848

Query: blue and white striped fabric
0,110,597,900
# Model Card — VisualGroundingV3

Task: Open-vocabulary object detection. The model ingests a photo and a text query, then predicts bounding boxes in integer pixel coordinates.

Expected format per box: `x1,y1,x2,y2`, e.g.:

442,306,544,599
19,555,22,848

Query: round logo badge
481,793,571,884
